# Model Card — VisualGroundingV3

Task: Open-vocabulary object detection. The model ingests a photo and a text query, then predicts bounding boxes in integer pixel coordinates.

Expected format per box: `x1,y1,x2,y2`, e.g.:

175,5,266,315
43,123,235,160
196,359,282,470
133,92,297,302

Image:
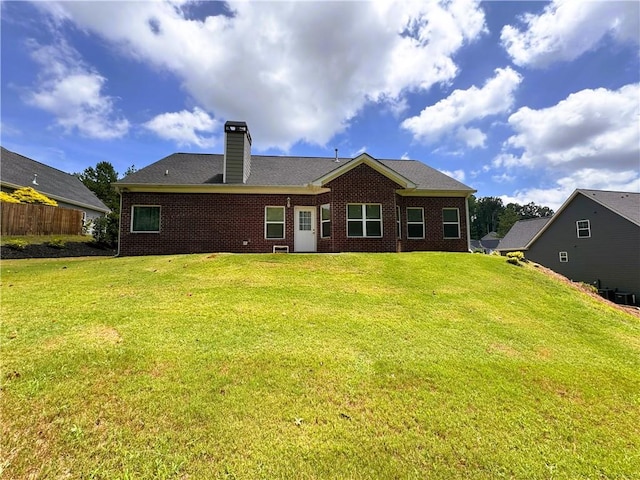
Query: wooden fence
1,203,83,236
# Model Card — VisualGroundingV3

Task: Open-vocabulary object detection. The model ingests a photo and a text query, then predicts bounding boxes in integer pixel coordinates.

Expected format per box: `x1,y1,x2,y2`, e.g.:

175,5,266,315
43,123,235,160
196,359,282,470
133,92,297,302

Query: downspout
465,193,472,253
116,190,123,257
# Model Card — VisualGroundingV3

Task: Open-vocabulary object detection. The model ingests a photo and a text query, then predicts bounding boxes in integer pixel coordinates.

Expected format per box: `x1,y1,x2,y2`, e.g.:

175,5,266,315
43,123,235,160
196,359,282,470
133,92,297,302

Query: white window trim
320,204,331,239
406,207,425,239
396,205,401,239
265,206,286,240
576,220,591,238
346,203,383,238
559,251,569,262
131,205,161,233
443,208,461,239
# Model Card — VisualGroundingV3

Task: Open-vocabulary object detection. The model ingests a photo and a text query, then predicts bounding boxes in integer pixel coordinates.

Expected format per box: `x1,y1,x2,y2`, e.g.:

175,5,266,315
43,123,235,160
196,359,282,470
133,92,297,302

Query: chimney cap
224,120,251,144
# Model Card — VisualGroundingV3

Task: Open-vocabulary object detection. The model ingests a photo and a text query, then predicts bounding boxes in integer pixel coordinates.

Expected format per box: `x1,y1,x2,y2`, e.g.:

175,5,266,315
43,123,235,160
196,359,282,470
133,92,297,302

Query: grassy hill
1,253,638,479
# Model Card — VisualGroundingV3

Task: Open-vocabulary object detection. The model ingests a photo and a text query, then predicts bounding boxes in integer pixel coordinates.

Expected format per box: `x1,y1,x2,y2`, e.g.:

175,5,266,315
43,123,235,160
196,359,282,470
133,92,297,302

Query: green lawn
1,253,638,479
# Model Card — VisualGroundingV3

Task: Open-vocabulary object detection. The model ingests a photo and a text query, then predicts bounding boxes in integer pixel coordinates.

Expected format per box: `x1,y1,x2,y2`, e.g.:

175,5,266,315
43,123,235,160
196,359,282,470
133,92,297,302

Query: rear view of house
115,121,476,256
498,189,640,305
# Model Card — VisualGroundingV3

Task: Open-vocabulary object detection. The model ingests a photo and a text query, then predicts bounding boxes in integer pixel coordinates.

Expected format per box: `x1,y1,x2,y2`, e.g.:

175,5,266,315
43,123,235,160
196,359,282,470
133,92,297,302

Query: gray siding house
1,147,110,228
498,189,640,305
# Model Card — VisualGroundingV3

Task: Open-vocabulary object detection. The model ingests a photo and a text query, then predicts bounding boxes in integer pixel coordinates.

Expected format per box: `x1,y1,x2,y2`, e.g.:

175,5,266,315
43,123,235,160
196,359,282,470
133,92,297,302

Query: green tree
497,206,520,237
472,196,504,239
76,161,119,211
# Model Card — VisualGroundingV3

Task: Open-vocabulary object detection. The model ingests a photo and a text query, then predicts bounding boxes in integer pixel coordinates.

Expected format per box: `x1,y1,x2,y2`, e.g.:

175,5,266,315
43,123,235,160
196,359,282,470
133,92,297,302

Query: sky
1,0,639,210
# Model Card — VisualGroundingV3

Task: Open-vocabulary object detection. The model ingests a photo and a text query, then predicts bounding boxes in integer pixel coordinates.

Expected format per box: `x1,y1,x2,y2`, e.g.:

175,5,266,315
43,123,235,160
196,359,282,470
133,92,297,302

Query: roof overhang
0,180,110,214
114,183,330,195
397,188,476,197
311,153,416,189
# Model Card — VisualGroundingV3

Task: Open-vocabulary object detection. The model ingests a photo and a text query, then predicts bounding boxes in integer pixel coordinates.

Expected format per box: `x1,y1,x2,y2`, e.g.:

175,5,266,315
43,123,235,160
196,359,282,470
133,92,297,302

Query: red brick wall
119,164,470,256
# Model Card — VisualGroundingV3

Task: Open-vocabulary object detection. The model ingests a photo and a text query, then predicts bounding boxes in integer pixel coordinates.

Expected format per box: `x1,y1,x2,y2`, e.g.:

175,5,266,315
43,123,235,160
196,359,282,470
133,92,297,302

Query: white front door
294,207,317,252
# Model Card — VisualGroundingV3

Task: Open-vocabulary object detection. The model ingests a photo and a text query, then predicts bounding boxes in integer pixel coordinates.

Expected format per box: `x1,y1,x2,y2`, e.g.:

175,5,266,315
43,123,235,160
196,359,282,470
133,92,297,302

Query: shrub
506,251,526,266
10,187,58,206
0,191,20,203
5,239,28,251
92,212,119,247
47,238,67,249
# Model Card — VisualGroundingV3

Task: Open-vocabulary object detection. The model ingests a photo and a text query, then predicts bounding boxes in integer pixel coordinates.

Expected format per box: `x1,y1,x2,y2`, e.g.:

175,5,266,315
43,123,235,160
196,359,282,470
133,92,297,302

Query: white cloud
501,168,640,211
439,169,466,183
494,83,640,210
400,152,411,160
33,0,486,150
401,67,522,147
350,146,368,157
501,0,639,68
144,107,220,148
24,40,129,139
504,84,639,170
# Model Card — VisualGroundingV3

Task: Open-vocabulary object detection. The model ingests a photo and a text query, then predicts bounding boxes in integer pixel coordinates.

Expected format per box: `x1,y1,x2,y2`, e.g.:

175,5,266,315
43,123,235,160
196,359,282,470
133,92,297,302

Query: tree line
468,195,554,240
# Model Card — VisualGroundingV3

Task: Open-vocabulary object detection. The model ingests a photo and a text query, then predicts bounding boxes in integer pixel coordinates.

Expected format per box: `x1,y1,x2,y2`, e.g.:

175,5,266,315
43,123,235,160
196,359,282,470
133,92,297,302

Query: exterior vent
224,121,252,184
273,245,289,253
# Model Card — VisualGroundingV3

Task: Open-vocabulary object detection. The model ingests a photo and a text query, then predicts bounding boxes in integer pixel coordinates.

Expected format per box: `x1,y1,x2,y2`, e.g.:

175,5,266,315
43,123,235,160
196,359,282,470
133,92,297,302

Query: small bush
0,191,20,203
5,239,29,251
506,251,526,266
10,187,58,206
92,212,119,247
47,238,67,249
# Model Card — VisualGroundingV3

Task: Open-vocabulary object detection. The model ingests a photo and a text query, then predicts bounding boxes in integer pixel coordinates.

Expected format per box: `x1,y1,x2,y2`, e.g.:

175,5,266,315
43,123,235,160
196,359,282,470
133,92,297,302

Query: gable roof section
515,189,640,251
497,217,552,251
311,153,415,189
576,189,640,226
1,147,110,213
116,152,475,195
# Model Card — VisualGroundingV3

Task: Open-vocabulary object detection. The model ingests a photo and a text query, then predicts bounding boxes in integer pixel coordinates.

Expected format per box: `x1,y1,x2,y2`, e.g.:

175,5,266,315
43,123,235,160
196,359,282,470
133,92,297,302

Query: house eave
1,180,110,213
396,188,476,197
114,183,331,195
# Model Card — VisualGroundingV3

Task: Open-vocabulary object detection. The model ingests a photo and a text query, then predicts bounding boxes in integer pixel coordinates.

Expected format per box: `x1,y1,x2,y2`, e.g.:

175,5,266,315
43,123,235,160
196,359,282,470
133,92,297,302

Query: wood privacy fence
1,203,83,236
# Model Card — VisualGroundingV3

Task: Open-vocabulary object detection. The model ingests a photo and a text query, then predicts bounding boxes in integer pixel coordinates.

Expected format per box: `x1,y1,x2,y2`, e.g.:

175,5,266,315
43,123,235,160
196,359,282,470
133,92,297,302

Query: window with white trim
559,251,568,262
443,208,460,239
576,220,591,238
347,204,382,237
407,207,425,239
396,206,401,238
265,206,285,239
131,205,160,232
321,204,331,238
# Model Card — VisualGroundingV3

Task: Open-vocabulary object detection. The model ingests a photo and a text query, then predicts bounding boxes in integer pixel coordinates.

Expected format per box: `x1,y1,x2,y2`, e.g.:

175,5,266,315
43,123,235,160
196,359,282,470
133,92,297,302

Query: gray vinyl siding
527,194,640,300
224,133,250,184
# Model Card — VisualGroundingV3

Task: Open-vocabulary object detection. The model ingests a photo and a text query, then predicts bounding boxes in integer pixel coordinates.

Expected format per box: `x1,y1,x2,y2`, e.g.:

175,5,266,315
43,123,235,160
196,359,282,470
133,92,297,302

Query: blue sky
2,0,638,210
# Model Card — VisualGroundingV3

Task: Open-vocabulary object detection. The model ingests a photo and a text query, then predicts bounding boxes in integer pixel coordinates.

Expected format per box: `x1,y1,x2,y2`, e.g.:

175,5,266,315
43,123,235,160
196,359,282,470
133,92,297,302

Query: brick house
114,121,476,256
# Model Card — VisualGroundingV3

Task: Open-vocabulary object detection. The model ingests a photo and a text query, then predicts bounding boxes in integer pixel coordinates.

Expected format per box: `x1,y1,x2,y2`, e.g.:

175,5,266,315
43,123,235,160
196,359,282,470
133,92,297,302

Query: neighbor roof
116,153,474,193
497,217,552,251
1,147,110,212
576,189,640,226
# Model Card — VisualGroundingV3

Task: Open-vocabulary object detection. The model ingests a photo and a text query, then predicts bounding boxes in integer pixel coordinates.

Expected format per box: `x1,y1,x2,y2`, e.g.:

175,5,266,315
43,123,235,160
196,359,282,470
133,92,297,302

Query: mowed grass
1,253,638,479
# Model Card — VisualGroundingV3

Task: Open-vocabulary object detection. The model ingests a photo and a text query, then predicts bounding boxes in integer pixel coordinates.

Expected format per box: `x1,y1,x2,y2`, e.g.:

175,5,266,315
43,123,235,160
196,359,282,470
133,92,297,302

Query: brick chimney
223,121,252,184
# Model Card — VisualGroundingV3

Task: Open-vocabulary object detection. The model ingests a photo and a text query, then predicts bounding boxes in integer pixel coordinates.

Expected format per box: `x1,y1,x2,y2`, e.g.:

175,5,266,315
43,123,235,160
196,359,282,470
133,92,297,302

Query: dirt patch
1,242,116,259
531,263,640,318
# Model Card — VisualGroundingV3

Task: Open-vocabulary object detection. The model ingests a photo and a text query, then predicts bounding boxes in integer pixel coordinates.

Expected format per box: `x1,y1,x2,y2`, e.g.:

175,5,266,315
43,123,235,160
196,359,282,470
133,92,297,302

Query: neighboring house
115,121,476,256
496,217,552,253
1,147,110,228
498,189,640,304
471,231,501,253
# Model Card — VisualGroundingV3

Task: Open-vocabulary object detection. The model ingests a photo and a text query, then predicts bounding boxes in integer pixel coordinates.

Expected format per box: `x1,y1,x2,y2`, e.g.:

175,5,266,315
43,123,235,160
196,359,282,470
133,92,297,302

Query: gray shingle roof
1,147,110,212
577,189,640,226
497,217,552,251
118,153,474,192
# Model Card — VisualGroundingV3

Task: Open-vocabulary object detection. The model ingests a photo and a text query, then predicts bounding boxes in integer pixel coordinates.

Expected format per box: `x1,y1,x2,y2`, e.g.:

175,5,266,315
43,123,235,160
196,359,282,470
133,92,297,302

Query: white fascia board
311,154,416,189
115,183,330,195
396,189,475,197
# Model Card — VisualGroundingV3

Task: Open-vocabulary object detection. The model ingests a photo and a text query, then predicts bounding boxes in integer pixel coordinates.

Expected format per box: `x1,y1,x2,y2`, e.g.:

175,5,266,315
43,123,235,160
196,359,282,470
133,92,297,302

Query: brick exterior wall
119,164,469,256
